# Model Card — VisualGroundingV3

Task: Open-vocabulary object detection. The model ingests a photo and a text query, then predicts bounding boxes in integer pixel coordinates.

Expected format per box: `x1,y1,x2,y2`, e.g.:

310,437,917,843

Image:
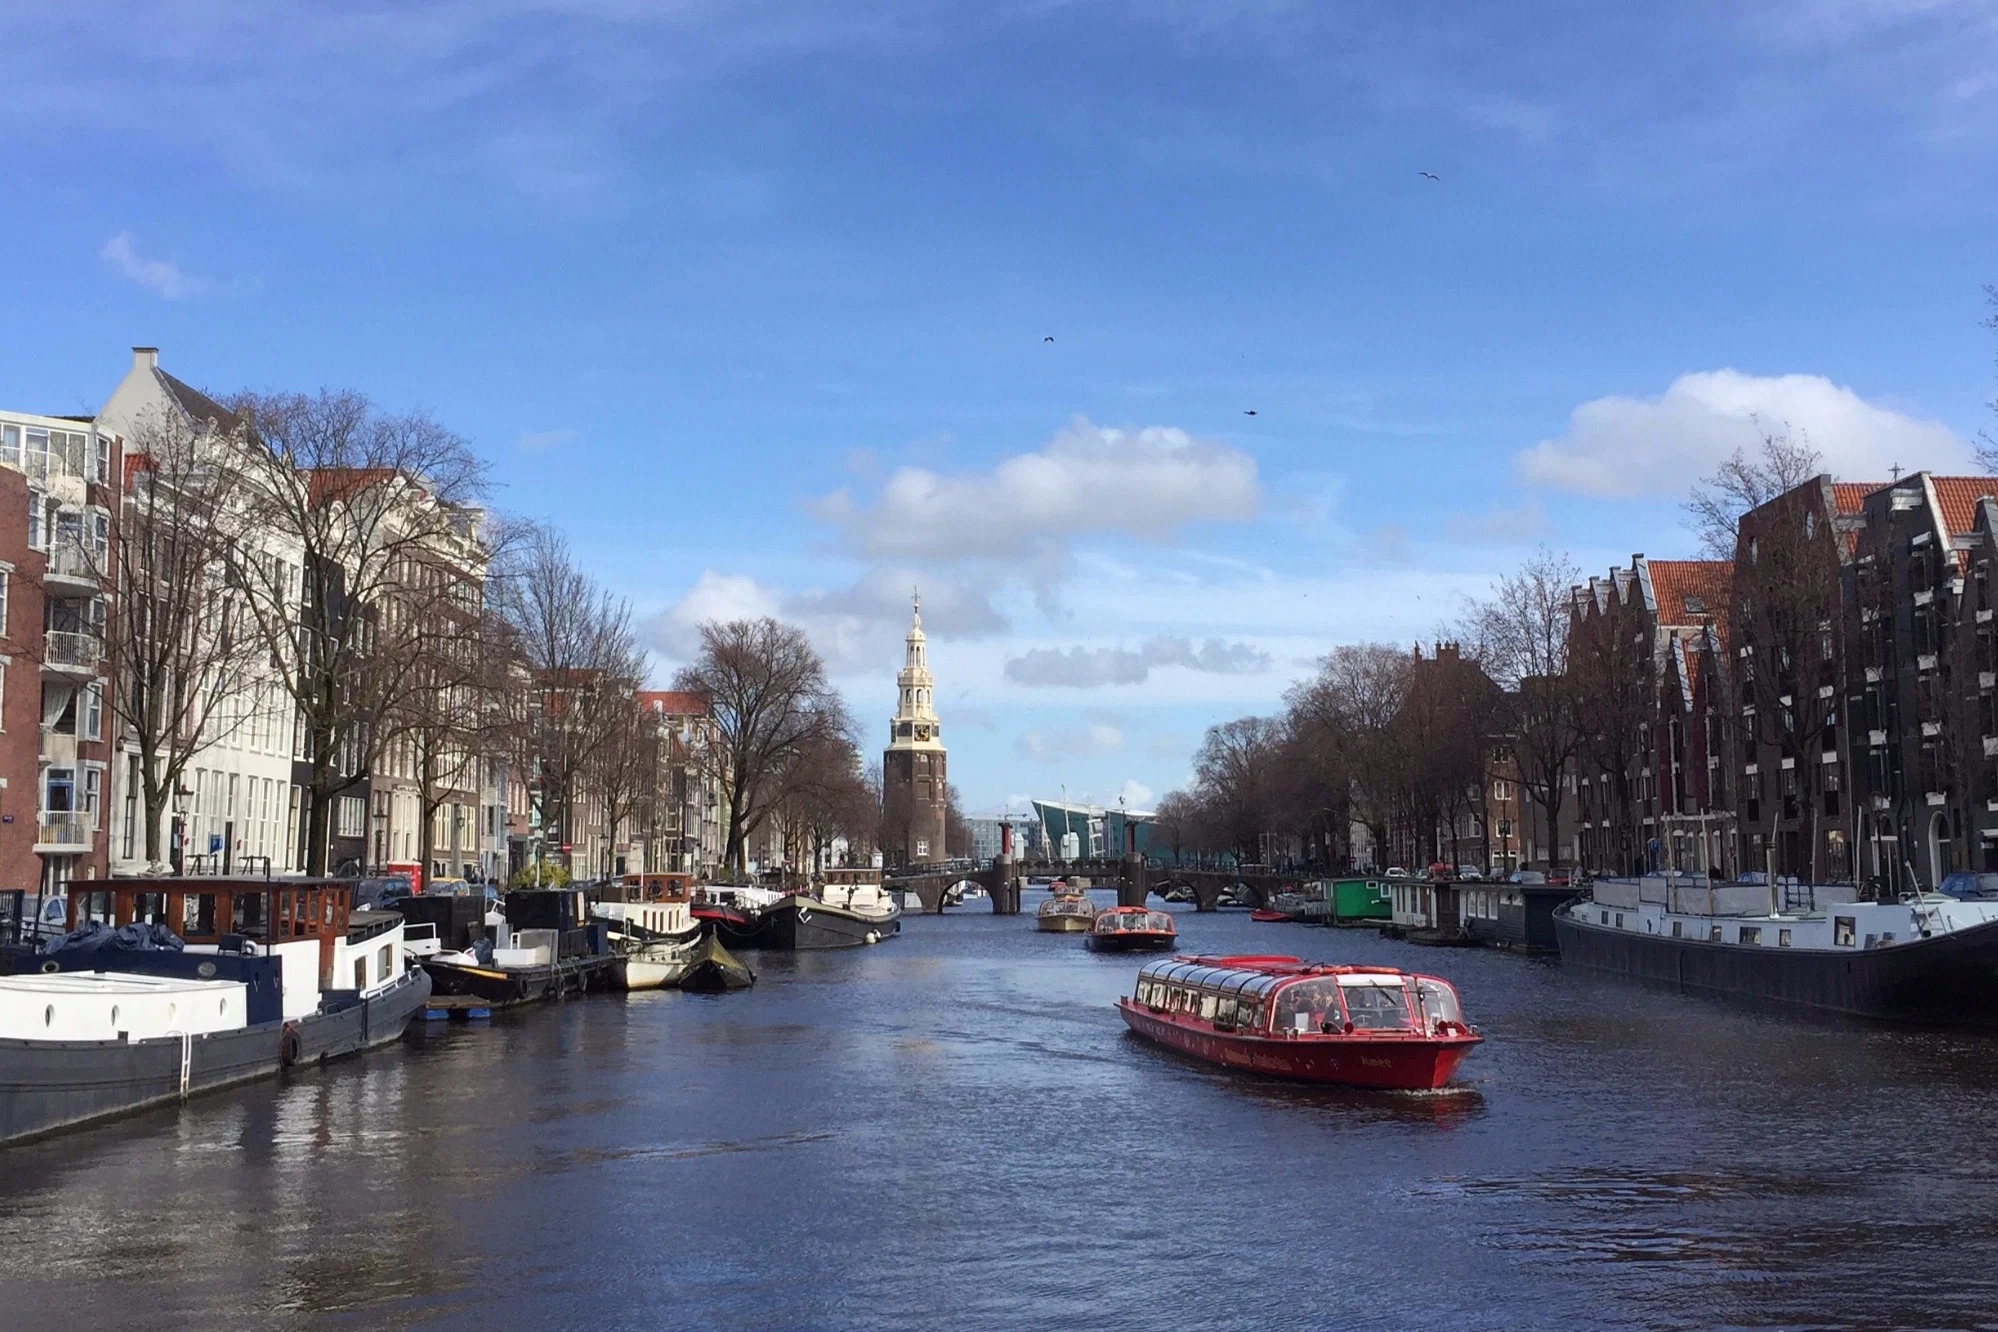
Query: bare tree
489,523,636,874
1466,547,1582,868
96,407,268,869
1191,716,1284,864
223,389,491,874
1289,643,1410,868
672,617,842,876
1684,424,1824,559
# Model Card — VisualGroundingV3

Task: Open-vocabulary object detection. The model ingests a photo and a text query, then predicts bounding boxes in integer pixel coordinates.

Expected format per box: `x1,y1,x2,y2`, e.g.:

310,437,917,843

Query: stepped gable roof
1646,559,1732,630
156,369,244,434
637,690,708,716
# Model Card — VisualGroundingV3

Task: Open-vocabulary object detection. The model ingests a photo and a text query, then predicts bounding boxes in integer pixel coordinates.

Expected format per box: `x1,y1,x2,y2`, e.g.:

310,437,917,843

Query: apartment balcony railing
43,630,104,672
35,812,93,851
44,539,101,585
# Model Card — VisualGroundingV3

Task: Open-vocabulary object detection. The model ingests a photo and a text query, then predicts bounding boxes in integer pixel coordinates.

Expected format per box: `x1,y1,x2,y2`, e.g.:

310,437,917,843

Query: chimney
133,347,159,371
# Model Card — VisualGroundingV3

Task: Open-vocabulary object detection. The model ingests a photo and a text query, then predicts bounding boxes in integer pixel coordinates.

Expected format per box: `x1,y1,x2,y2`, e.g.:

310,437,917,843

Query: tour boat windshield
1413,977,1464,1027
1336,975,1415,1030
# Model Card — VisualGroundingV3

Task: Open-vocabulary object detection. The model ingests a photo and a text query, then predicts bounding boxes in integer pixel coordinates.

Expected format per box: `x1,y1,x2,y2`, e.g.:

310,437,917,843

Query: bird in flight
1419,171,1439,181
1043,335,1055,342
1243,409,1257,416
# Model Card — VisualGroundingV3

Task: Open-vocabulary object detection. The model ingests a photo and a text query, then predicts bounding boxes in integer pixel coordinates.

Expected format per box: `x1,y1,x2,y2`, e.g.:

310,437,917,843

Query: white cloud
1015,722,1124,762
643,570,783,659
1517,369,1971,498
1445,496,1548,545
101,232,208,300
1004,636,1272,688
516,428,578,453
811,416,1259,566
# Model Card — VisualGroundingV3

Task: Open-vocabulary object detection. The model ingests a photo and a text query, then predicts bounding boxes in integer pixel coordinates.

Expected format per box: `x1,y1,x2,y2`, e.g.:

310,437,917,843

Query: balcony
34,812,93,852
43,539,101,591
42,630,104,675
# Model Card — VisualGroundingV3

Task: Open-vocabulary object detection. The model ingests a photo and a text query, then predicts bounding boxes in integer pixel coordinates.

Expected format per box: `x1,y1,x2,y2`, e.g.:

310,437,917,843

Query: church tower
883,593,948,868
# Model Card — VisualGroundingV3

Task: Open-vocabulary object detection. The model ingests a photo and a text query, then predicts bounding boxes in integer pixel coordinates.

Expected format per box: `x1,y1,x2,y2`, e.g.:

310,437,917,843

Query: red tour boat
1118,954,1480,1090
1086,906,1178,952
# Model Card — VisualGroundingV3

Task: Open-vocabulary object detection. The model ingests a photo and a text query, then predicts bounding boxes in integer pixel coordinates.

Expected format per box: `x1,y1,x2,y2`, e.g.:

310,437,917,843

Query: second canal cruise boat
1118,954,1481,1090
1086,906,1178,952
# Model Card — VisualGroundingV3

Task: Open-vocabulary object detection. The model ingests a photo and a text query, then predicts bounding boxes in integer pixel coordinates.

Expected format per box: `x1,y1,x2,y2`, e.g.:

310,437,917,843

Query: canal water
5,890,1998,1331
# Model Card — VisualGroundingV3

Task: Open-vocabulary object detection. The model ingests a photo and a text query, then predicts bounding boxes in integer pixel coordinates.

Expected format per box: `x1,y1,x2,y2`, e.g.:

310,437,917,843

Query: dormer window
1685,595,1705,615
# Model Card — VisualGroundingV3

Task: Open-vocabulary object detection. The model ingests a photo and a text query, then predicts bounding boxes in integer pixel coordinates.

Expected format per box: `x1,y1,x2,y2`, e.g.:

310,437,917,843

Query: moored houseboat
719,869,902,950
1118,954,1480,1090
1554,874,1998,1024
422,888,615,1008
1086,906,1178,952
0,877,431,1147
592,876,701,990
1319,878,1392,925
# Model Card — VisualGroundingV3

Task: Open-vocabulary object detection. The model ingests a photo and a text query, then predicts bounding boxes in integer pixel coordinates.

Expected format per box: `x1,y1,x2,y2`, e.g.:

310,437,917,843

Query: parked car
1507,870,1547,885
1455,865,1483,881
1384,866,1409,879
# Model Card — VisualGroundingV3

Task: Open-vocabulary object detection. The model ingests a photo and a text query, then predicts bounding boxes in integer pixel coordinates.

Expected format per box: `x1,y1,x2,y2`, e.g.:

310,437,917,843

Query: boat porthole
44,1005,54,1028
196,961,217,979
168,1003,178,1023
39,960,59,975
219,998,228,1015
110,1005,120,1027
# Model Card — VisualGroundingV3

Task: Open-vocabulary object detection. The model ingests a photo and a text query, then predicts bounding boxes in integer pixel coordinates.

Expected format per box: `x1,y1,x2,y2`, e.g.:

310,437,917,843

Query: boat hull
0,966,432,1148
1036,914,1094,933
613,938,699,991
1554,909,1998,1025
678,936,756,991
1117,1000,1477,1090
1086,931,1178,953
734,897,900,950
420,957,583,1007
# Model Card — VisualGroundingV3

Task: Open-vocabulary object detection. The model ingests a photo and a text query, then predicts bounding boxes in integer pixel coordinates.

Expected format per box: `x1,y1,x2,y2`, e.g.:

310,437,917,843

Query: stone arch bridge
886,857,1310,916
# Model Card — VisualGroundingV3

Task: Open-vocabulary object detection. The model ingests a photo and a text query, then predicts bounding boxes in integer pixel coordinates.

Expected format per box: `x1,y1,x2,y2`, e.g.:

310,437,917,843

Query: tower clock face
915,726,929,741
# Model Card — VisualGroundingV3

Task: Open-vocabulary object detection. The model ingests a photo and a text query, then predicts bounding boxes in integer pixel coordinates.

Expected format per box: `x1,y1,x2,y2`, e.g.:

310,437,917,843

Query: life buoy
39,960,60,975
279,1022,303,1067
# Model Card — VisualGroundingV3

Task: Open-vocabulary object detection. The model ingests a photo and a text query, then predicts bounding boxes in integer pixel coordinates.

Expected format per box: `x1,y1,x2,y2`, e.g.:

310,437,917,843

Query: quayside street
4,893,1997,1332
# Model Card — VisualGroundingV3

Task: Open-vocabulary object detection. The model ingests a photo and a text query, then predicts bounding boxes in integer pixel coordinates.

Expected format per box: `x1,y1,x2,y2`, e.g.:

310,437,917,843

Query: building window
0,568,8,636
82,683,102,740
91,434,111,484
338,795,366,839
84,768,102,821
0,423,17,468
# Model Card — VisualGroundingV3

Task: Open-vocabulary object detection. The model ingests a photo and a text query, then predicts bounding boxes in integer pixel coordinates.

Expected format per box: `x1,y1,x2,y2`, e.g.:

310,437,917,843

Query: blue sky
2,1,1995,815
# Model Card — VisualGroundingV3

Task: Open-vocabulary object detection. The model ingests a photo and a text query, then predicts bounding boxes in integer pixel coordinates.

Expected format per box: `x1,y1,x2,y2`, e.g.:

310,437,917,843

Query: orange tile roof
1927,476,1998,540
1831,482,1882,516
637,689,709,716
1647,559,1732,630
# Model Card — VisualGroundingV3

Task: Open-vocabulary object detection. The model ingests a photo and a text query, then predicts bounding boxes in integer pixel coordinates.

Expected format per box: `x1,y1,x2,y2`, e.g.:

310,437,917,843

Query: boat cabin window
1339,978,1414,1031
1212,995,1237,1027
1778,929,1792,947
1273,978,1343,1034
1739,926,1760,945
1413,978,1463,1028
1834,916,1856,947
